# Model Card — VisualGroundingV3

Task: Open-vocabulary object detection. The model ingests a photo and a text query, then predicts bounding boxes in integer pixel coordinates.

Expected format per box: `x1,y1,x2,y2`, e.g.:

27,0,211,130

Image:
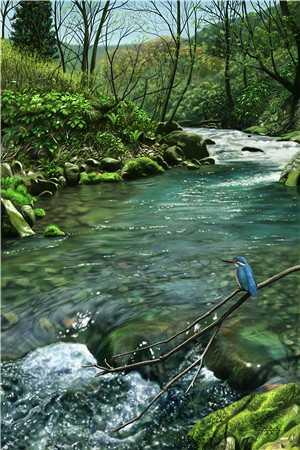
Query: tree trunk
90,1,110,75
223,1,235,127
160,0,181,122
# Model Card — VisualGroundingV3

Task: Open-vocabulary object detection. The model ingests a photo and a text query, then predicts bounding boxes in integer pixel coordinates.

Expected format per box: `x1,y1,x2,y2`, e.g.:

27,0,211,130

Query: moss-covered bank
190,383,300,450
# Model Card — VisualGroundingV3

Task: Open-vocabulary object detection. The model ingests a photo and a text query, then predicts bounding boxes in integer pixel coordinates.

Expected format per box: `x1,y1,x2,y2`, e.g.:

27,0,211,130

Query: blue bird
222,256,258,297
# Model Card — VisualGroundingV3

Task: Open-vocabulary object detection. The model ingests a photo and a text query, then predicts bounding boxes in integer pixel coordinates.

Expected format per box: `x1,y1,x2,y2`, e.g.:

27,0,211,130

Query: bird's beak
221,259,235,264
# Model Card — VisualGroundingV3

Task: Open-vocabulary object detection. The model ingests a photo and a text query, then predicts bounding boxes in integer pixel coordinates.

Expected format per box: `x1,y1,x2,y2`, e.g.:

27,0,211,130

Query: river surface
1,128,300,449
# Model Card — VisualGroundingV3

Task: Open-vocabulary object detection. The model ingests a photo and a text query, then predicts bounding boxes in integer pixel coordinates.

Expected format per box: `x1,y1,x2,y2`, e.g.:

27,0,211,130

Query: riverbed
2,128,300,449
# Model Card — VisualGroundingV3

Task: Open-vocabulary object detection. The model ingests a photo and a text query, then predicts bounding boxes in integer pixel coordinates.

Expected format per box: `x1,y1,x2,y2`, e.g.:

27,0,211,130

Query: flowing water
1,128,300,449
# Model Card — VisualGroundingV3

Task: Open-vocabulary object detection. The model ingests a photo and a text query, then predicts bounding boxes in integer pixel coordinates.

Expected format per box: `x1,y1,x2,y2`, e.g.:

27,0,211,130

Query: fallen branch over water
89,265,300,432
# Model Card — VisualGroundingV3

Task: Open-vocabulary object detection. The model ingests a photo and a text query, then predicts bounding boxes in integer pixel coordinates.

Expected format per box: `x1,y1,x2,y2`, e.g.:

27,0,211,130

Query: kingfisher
222,256,258,297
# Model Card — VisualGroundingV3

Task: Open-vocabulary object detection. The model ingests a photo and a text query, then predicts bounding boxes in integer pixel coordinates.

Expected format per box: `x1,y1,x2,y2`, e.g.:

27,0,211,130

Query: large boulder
64,163,80,185
156,121,183,135
162,130,209,160
163,146,183,166
205,318,287,391
122,157,164,180
100,157,122,172
1,198,35,238
190,383,300,450
279,151,300,187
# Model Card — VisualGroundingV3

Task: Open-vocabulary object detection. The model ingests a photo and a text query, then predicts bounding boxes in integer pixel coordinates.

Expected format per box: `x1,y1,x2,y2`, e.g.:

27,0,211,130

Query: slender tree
11,0,57,58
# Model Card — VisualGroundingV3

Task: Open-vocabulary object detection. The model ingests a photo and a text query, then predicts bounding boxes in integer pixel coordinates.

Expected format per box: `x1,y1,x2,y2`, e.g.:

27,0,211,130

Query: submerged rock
64,162,80,185
279,151,300,187
190,383,300,450
44,224,65,237
162,130,209,160
1,198,35,238
122,157,164,179
205,319,287,391
203,138,216,145
241,146,264,153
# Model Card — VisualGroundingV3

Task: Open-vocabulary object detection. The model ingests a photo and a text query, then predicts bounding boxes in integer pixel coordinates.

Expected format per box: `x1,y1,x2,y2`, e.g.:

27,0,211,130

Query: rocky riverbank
1,122,214,239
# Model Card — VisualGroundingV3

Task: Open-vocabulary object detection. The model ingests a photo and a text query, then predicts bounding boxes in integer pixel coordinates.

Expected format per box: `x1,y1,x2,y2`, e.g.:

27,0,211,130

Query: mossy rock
244,125,268,135
34,208,46,219
64,162,80,185
44,224,65,237
29,179,58,196
279,152,300,187
20,205,36,226
80,171,122,184
161,130,209,160
122,157,164,180
156,120,183,135
1,163,13,178
190,383,300,450
163,146,183,165
100,157,122,172
1,198,35,238
278,131,300,144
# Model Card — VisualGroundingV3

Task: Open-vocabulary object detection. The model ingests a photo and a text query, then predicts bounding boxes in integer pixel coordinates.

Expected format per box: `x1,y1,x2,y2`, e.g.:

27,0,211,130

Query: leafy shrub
2,90,93,155
176,82,225,124
94,131,126,157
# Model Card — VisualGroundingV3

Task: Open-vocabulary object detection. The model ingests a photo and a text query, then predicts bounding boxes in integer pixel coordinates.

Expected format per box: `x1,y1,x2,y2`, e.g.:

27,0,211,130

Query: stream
1,128,300,449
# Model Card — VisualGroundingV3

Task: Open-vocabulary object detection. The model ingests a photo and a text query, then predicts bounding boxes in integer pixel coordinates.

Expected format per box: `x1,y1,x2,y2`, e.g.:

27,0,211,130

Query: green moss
122,157,164,179
2,186,34,206
190,383,300,450
80,172,122,184
244,125,268,135
34,208,46,218
44,224,65,237
1,176,23,189
278,131,300,144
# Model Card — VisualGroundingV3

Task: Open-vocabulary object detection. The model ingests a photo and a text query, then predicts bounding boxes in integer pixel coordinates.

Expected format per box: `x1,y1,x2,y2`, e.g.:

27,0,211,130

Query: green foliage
80,171,122,184
11,0,57,59
2,90,93,155
34,208,46,218
1,179,35,206
1,41,82,93
122,157,164,179
94,131,126,157
176,82,225,124
44,224,65,237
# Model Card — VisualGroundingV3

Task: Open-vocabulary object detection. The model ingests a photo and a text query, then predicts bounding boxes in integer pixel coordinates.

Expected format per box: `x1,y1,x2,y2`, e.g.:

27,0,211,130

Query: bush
2,90,94,156
94,131,126,157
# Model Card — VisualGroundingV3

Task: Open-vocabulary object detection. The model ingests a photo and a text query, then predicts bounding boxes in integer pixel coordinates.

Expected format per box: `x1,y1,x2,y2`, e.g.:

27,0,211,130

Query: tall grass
1,39,83,93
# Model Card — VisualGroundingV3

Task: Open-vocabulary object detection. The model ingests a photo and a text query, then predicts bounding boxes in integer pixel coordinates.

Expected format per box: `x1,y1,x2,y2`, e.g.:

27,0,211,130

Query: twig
112,325,221,433
112,288,241,360
89,265,300,430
